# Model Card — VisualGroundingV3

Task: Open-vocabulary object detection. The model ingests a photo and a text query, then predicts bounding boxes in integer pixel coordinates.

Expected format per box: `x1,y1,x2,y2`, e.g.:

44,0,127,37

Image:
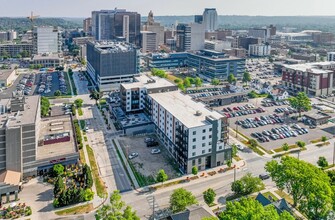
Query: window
202,129,206,133
209,128,212,132
198,158,202,164
208,149,212,153
193,131,196,135
192,160,195,166
192,152,196,156
219,146,222,150
202,136,206,140
193,138,196,142
202,150,205,154
202,143,205,147
209,142,212,146
209,135,212,139
192,145,196,149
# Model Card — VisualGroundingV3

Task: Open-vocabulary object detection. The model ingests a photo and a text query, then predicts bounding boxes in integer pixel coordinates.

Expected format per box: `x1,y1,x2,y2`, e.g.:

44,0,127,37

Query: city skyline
1,0,335,17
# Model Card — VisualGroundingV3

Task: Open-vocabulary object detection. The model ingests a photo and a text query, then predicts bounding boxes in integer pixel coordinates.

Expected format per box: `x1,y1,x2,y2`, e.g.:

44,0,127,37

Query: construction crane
27,11,40,28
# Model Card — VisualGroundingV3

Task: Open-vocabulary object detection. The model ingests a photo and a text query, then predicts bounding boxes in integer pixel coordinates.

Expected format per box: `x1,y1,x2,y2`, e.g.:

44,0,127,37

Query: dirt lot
118,135,179,180
215,98,334,151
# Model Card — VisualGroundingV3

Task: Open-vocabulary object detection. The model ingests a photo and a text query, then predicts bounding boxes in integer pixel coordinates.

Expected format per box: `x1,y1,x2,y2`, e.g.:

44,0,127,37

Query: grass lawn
86,145,107,198
166,74,182,83
310,138,322,144
233,155,242,161
262,191,279,201
79,149,86,164
63,71,73,96
275,190,294,205
273,144,299,153
78,108,83,116
55,203,93,216
316,141,330,147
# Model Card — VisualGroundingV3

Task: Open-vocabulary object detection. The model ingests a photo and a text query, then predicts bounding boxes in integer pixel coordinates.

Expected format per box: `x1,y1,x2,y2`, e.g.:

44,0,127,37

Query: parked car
146,141,159,147
128,152,139,159
151,149,161,154
259,173,270,180
144,137,155,143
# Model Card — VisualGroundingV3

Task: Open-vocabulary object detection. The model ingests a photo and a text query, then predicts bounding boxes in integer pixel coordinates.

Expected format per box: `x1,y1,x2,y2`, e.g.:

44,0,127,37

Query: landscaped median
55,203,93,216
86,144,108,198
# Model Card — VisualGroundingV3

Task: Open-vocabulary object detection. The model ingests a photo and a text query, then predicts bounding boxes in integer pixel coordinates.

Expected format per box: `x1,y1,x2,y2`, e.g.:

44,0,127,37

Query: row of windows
192,135,212,142
192,148,212,157
192,128,212,135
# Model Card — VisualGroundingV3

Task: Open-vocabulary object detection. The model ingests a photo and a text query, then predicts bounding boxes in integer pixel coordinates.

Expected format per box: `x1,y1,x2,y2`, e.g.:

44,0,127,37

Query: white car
128,152,139,159
151,149,161,154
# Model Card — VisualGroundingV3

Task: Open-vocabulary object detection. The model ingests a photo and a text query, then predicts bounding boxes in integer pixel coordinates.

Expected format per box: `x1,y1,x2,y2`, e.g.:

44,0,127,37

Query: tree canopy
242,71,251,85
227,74,236,84
203,188,216,205
74,98,84,108
156,169,168,184
265,156,333,219
211,78,220,86
169,188,198,213
288,92,311,117
231,173,264,195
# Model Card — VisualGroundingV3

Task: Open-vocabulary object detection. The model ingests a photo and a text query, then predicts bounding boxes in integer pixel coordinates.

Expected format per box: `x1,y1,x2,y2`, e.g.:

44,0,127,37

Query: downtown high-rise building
91,9,141,46
32,26,62,54
203,8,218,32
176,23,205,52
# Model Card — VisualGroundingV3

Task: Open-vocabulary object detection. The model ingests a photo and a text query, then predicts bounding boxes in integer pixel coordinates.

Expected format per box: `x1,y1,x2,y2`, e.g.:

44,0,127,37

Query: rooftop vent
195,110,202,116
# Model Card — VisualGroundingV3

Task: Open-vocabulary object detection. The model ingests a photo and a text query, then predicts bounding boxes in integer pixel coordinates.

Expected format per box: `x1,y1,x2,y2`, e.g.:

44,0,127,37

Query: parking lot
118,135,179,180
0,73,39,98
215,98,333,151
34,71,70,96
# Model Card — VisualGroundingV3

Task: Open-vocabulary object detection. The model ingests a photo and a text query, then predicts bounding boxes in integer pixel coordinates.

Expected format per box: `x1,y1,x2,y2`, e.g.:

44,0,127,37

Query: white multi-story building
203,8,218,32
327,52,335,62
205,40,231,52
176,23,205,52
141,31,158,52
33,26,61,54
146,91,230,174
248,44,271,57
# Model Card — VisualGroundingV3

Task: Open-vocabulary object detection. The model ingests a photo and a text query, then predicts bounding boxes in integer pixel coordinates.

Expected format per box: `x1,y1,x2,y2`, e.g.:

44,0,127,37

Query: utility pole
233,165,236,182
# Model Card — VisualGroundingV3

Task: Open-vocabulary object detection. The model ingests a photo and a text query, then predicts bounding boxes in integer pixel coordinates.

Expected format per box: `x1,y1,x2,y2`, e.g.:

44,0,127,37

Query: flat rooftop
90,41,135,53
0,69,15,81
0,95,40,128
283,62,335,74
37,115,77,160
149,91,223,128
32,54,64,60
121,74,175,90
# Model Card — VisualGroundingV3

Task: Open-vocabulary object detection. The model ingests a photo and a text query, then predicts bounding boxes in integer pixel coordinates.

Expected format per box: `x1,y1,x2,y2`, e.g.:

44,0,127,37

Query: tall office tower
143,11,165,45
32,26,61,54
194,15,203,24
202,8,218,32
141,31,158,52
86,41,139,91
91,9,141,46
83,18,92,35
176,23,205,52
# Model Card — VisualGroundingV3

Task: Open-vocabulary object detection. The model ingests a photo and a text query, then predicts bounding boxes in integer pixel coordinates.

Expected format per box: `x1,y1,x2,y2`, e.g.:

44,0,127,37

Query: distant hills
1,15,335,33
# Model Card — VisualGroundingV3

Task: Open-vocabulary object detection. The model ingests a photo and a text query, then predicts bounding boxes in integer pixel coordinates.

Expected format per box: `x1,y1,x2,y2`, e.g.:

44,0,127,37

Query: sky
1,0,335,17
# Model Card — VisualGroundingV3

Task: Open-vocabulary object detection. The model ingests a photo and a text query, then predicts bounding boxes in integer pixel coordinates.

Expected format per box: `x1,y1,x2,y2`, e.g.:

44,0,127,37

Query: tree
296,141,306,148
218,197,294,220
183,77,191,88
169,188,198,213
54,176,65,196
202,217,218,220
231,173,264,195
227,160,232,168
156,169,168,184
203,188,216,205
178,83,185,91
54,90,62,96
249,139,258,148
269,57,274,63
227,73,236,84
96,190,140,220
52,164,64,177
317,156,328,168
242,71,251,85
282,143,289,151
288,92,312,117
265,156,333,219
231,144,237,157
41,97,50,117
74,98,84,108
211,78,220,87
90,90,102,105
83,189,94,201
192,166,198,175
83,164,93,188
194,77,203,89
321,136,328,142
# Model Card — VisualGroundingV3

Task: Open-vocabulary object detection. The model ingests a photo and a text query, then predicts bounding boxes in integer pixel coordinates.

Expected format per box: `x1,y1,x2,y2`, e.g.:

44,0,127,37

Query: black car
259,173,270,180
146,141,159,147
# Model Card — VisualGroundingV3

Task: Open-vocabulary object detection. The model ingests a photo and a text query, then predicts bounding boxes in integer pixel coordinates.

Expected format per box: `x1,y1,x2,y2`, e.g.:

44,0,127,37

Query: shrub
192,166,198,175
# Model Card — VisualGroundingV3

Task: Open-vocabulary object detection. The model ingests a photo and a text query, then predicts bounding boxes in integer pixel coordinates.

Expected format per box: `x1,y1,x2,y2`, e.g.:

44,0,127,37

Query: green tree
169,188,198,213
211,78,220,87
231,179,244,195
265,156,333,219
74,98,84,108
288,92,312,117
183,77,192,88
242,71,251,85
156,169,168,184
231,144,237,157
317,156,328,168
178,83,185,91
41,96,50,117
202,217,218,220
83,164,93,188
231,173,264,195
174,78,181,84
192,166,198,175
282,143,289,151
203,188,216,205
89,90,102,105
296,141,306,148
321,136,327,142
218,197,294,220
54,90,62,96
194,77,203,89
83,189,94,201
249,139,258,148
95,190,140,220
227,73,236,84
54,176,65,196
52,164,64,177
227,160,232,168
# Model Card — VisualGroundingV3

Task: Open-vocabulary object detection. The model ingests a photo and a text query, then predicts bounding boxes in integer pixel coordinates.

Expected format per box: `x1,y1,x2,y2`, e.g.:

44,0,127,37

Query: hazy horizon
1,0,335,17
